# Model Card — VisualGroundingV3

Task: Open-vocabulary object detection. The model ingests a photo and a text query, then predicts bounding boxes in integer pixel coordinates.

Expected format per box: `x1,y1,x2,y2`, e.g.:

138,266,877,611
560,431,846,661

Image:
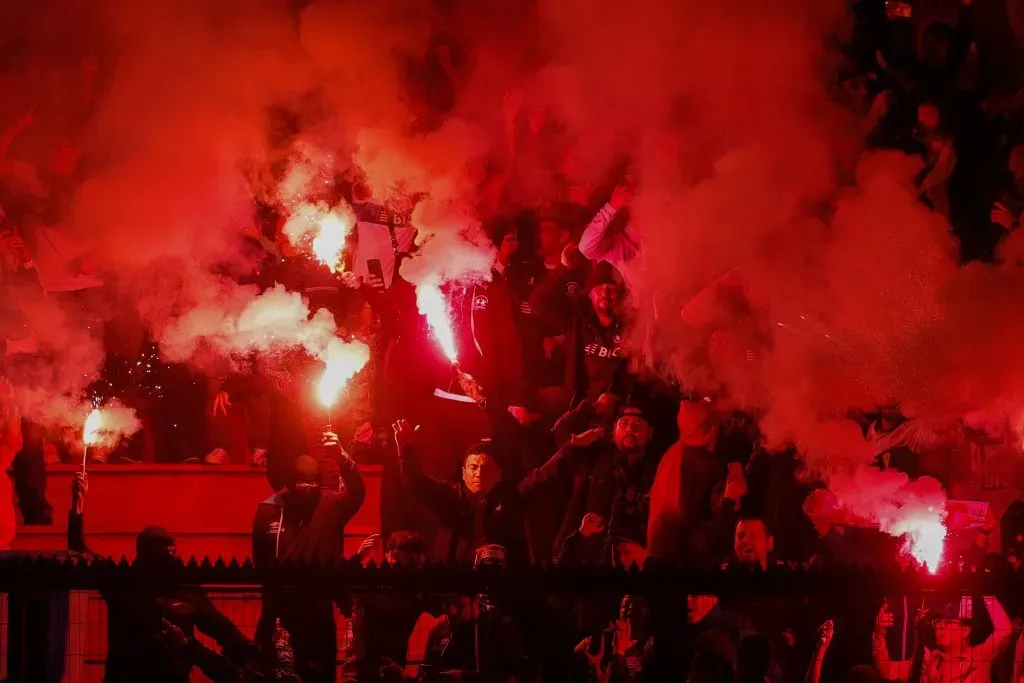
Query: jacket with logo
529,263,631,404
446,270,526,409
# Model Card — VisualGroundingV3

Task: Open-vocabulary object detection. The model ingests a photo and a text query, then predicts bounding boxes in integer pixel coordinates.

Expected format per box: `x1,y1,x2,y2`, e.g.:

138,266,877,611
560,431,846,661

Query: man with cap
874,595,1014,683
66,473,259,683
548,403,658,563
251,430,366,683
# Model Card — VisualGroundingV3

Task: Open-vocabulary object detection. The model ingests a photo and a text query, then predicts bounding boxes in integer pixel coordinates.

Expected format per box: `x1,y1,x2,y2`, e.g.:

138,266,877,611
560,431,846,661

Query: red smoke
7,0,1023,551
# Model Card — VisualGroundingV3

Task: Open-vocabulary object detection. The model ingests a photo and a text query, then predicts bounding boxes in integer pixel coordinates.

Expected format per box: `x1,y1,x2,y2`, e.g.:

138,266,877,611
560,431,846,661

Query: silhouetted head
287,455,322,510
135,526,178,576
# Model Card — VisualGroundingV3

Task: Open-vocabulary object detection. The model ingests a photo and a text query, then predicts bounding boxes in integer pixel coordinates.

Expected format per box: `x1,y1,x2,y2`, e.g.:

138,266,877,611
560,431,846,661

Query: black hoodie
251,451,365,677
67,509,254,683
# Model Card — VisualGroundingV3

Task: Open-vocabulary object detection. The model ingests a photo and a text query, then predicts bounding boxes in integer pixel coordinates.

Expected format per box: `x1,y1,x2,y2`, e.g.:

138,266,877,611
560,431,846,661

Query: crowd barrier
2,553,1020,683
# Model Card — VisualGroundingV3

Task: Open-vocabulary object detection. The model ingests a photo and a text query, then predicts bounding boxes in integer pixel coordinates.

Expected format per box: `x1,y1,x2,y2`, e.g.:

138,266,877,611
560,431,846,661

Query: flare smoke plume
9,0,1023,534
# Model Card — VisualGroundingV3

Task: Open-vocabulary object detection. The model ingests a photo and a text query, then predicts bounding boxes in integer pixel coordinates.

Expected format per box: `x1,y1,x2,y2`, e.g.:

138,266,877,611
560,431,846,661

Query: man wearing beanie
550,403,658,562
66,474,258,683
533,256,632,410
252,431,366,683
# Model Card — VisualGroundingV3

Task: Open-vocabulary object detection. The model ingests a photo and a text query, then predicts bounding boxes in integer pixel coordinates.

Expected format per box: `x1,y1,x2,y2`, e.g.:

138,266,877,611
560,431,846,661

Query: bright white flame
281,203,352,273
83,409,103,446
895,512,947,573
312,212,349,273
416,283,457,362
316,339,370,408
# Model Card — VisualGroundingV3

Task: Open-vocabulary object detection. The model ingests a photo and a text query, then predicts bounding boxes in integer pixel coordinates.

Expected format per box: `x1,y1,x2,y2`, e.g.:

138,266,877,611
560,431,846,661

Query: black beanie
136,525,175,559
488,221,518,249
585,260,624,293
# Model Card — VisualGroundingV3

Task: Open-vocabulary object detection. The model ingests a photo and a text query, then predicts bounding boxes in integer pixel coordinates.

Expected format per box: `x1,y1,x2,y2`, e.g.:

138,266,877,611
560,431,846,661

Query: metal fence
3,555,1023,683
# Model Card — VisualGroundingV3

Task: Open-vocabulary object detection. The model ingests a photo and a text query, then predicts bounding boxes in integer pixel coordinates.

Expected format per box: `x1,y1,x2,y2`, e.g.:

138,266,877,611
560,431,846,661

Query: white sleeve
579,202,638,266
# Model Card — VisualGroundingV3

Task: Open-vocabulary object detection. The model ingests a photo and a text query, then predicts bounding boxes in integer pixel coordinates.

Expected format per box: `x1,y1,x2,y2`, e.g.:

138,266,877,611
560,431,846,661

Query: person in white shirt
579,183,642,293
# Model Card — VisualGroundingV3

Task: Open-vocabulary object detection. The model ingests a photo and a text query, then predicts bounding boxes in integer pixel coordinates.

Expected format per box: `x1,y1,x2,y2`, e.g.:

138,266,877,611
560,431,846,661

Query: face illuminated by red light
499,232,519,265
734,519,773,569
677,400,715,447
537,221,568,260
917,103,940,132
589,283,622,320
463,452,501,497
613,414,652,455
1010,145,1024,182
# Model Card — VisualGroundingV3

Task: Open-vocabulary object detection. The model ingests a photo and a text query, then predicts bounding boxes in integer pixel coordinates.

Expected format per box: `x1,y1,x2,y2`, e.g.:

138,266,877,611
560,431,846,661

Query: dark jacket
529,264,630,405
251,452,365,675
102,583,253,683
398,443,531,565
251,453,365,567
67,511,253,683
447,271,527,409
421,610,528,683
544,439,660,556
509,258,588,389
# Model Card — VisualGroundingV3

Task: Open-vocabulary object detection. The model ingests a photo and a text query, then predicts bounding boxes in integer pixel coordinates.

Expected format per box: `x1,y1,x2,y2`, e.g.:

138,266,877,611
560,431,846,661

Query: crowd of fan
5,1,1024,682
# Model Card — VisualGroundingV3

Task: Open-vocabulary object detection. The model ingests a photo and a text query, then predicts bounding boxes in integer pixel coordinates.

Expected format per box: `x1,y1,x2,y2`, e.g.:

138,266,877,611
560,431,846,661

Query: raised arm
394,420,462,520
872,603,911,682
578,186,638,265
193,591,259,667
328,433,366,524
805,620,833,683
977,595,1013,656
68,472,90,553
517,430,600,495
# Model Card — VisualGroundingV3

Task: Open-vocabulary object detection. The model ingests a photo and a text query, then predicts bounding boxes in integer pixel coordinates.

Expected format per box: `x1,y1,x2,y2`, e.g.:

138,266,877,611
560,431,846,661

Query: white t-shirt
349,201,417,289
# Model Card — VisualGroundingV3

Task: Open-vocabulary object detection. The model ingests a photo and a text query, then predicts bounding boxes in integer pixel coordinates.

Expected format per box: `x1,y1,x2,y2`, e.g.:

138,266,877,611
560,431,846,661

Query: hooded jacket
251,451,365,674
66,508,254,683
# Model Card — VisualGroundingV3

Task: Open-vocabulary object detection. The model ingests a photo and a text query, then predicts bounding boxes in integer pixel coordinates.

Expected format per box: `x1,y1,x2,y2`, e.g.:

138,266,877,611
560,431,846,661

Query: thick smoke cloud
12,0,1024,546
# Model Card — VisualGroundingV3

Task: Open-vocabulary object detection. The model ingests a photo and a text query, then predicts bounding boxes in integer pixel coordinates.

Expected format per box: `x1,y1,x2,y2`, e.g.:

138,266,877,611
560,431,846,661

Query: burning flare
316,339,371,408
311,212,349,273
83,409,103,446
416,283,457,362
281,203,353,273
891,509,947,573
